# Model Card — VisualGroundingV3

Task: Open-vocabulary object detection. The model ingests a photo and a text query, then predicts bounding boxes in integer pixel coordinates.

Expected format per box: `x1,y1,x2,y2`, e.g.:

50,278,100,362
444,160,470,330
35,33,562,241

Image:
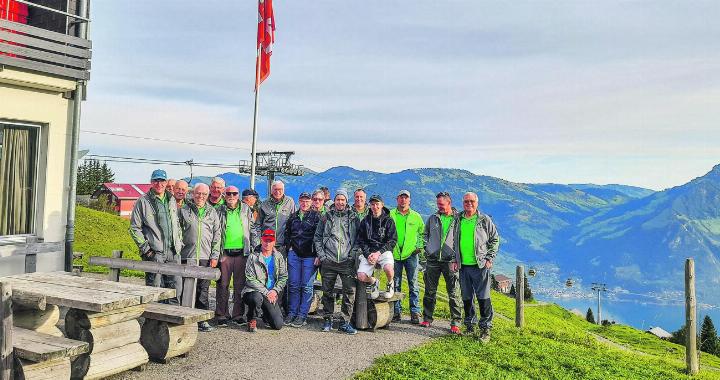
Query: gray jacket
129,191,183,257
256,196,296,248
456,211,500,267
313,205,359,264
217,202,257,256
424,208,460,262
242,249,288,297
178,201,221,262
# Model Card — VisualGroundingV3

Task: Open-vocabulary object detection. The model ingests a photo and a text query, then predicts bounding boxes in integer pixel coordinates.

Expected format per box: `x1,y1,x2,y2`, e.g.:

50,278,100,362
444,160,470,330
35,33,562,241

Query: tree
491,274,500,292
700,315,719,355
88,194,117,214
77,159,115,195
586,307,595,324
670,324,700,349
523,275,534,301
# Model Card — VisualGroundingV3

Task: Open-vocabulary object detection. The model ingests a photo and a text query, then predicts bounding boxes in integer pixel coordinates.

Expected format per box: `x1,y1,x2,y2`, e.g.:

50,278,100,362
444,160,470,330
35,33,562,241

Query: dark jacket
285,209,321,258
256,195,296,248
356,207,398,259
424,208,460,262
313,205,359,264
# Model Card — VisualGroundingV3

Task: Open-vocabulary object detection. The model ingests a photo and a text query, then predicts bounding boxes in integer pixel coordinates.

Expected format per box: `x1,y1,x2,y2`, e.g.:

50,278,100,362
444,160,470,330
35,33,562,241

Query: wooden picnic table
0,271,176,380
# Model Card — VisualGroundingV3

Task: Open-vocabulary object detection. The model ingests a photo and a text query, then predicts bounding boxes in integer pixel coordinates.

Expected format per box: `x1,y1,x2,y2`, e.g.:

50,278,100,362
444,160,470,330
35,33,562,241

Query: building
495,274,512,293
646,326,672,340
0,0,91,275
91,183,152,218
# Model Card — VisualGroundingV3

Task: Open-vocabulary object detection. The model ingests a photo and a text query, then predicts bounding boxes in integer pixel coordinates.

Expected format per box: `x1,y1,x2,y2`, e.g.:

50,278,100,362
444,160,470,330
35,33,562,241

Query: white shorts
357,251,394,276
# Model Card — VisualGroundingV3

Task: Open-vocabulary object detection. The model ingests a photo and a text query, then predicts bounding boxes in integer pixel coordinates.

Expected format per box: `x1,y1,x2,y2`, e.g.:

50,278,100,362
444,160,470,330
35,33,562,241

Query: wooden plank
74,342,148,380
0,278,140,313
180,277,196,308
0,43,90,69
65,305,146,338
372,292,405,303
108,251,123,282
73,319,141,354
12,327,88,362
0,242,63,259
15,357,70,380
0,55,88,81
1,282,12,380
142,303,213,325
9,272,173,304
12,305,59,331
0,19,92,48
0,31,91,58
10,289,46,311
89,257,220,280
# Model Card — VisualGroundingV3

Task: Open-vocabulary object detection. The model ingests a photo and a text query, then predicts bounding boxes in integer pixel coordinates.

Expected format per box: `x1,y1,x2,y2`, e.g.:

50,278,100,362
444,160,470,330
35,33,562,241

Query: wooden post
354,281,368,329
181,277,196,308
108,250,123,282
685,258,699,375
515,265,524,328
1,282,13,380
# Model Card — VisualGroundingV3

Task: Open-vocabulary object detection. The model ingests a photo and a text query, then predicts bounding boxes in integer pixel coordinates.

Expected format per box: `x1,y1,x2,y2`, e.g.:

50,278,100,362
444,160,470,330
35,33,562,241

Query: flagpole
250,44,262,189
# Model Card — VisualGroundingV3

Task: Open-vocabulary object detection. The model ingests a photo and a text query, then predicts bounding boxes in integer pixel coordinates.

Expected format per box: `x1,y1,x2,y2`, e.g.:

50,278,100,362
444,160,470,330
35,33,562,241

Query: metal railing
0,0,91,80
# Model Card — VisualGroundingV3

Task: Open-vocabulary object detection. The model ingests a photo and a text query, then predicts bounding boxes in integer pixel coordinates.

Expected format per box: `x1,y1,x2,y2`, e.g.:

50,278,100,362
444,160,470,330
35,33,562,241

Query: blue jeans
393,253,420,315
287,250,317,318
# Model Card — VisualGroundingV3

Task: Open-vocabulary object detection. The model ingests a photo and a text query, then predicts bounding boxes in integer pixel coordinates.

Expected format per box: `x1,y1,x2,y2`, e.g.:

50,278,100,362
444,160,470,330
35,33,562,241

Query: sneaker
338,322,358,335
384,281,394,299
368,279,380,299
322,318,332,332
419,321,431,328
215,318,228,327
478,327,490,343
291,317,308,328
410,313,421,324
248,319,257,332
228,317,247,328
198,321,214,332
465,324,475,334
392,313,401,322
450,325,462,335
284,314,296,325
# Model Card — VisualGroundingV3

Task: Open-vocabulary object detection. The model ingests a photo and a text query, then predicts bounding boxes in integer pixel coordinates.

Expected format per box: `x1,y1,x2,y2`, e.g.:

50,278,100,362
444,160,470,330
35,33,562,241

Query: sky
80,1,720,190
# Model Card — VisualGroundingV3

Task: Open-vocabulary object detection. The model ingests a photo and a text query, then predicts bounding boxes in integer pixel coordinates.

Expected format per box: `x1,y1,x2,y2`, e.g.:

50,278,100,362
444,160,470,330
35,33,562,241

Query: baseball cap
397,190,411,197
299,192,311,199
261,229,276,242
369,194,384,203
150,169,167,181
242,189,259,197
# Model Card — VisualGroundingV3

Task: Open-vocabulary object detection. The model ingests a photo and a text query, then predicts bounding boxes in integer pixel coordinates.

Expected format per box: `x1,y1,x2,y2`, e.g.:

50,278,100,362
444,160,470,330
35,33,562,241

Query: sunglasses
436,191,450,198
312,198,324,201
225,192,239,196
463,200,477,203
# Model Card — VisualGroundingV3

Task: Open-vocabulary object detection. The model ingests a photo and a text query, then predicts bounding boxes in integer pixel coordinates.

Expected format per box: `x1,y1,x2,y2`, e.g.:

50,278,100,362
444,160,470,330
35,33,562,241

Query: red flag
256,0,275,87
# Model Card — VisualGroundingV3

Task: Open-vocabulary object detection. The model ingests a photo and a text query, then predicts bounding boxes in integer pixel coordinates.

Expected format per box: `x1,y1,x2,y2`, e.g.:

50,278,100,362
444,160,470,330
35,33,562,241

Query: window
0,122,39,236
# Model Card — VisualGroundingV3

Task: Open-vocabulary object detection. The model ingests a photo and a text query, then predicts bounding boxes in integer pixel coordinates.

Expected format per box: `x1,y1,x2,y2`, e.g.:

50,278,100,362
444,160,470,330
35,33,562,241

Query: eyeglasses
312,198,324,201
463,200,477,204
225,192,239,196
436,191,450,198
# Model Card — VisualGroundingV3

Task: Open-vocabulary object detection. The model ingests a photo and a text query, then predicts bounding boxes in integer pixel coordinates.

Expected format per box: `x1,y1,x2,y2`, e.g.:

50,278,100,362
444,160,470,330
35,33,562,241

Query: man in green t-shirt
420,192,463,334
457,191,499,343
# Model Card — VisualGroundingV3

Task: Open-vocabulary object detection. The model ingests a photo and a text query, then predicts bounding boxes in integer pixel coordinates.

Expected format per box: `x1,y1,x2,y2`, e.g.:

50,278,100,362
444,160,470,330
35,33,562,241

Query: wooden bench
140,303,214,363
353,283,405,331
12,326,89,380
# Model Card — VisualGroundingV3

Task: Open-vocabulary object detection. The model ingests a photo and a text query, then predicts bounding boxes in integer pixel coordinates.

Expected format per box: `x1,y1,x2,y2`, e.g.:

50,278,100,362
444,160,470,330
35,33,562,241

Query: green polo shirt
395,212,409,250
460,213,478,265
440,214,453,243
224,207,244,249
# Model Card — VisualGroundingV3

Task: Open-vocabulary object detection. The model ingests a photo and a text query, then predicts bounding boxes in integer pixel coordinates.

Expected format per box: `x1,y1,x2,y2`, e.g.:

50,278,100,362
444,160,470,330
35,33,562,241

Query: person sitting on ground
242,229,288,332
356,195,397,300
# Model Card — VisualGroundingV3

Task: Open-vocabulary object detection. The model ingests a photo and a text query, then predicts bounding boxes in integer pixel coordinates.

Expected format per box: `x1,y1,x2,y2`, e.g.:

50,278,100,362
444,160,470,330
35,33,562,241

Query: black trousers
143,250,179,305
243,291,284,330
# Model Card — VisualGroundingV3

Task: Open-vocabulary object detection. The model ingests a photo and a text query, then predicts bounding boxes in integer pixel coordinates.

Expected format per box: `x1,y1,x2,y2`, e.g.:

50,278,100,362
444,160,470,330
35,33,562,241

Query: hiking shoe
368,279,380,299
284,314,296,325
215,318,228,327
465,324,475,334
248,319,257,332
198,321,214,332
478,328,490,343
450,325,462,335
392,313,401,322
228,317,247,328
339,322,358,335
419,321,431,328
410,313,421,324
384,281,395,299
322,319,332,332
291,317,308,328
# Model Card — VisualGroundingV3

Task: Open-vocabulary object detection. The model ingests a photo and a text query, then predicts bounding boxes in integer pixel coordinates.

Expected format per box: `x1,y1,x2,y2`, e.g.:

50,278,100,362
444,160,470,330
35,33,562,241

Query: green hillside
74,205,144,277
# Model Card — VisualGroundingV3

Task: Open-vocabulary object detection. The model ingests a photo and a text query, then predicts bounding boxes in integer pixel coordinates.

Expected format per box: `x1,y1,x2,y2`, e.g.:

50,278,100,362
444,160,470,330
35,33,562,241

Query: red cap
261,229,276,242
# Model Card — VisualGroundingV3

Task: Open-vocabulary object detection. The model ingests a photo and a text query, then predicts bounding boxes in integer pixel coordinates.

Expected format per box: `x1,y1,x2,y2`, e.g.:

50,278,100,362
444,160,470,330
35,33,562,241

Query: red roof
495,274,512,283
94,183,152,200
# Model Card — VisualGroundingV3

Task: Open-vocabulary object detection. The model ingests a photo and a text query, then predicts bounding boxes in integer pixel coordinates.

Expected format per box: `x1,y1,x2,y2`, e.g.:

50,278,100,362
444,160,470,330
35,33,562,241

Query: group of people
129,169,500,342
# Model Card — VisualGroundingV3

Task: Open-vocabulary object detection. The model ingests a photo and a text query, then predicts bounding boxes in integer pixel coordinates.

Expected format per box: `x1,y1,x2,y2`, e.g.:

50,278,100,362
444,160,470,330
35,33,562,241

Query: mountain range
187,164,720,326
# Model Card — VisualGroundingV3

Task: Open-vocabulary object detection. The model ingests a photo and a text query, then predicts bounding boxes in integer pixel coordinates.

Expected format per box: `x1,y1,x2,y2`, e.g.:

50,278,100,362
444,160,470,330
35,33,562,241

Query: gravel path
90,274,452,380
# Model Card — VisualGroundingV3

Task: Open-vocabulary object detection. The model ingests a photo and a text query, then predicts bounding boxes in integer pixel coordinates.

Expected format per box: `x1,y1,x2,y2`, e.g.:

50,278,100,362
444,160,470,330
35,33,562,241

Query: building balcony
0,0,90,81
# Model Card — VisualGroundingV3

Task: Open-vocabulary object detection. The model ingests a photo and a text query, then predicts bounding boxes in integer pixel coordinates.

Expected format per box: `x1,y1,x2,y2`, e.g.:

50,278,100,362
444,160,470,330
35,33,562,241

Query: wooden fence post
108,250,124,282
685,258,699,375
515,265,524,328
1,282,14,380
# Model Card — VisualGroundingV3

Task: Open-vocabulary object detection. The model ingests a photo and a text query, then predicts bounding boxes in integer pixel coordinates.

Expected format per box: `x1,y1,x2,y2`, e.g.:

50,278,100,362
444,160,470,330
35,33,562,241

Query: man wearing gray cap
129,169,183,303
389,190,425,324
314,188,360,334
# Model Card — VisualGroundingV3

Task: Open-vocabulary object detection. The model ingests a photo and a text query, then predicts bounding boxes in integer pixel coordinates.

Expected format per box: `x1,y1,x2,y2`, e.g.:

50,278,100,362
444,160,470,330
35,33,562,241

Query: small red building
495,274,512,293
91,183,151,218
